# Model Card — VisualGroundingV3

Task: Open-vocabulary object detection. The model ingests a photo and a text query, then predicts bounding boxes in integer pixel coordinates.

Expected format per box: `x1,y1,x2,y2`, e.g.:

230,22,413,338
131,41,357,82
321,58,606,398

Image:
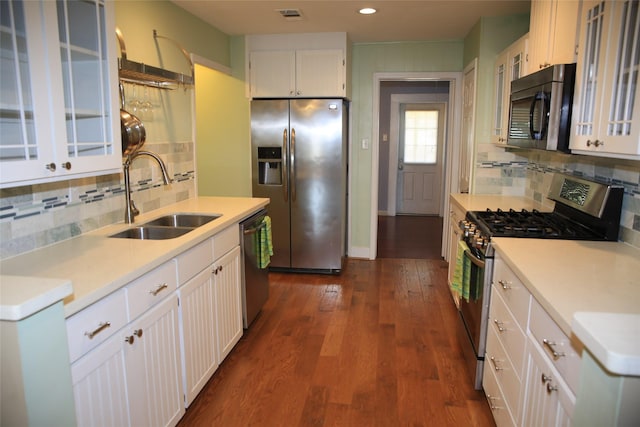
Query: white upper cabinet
491,34,529,144
247,33,350,99
0,0,120,188
571,0,640,159
527,0,581,73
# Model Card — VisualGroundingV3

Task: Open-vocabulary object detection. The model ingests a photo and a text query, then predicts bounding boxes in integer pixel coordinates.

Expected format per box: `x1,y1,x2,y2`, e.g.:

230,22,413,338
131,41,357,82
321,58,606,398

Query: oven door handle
463,249,485,269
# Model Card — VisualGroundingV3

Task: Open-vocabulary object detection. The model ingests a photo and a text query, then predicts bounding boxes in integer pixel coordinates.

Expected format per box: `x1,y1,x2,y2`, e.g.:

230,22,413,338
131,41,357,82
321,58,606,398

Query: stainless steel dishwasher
239,209,270,328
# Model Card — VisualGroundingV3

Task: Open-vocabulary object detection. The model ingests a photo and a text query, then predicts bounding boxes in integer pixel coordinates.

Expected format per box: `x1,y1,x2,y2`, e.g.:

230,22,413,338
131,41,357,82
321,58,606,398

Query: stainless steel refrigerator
251,99,348,273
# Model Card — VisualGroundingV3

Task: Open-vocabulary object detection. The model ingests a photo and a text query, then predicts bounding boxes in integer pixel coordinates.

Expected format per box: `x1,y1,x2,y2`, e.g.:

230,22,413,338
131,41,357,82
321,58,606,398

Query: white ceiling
171,0,532,43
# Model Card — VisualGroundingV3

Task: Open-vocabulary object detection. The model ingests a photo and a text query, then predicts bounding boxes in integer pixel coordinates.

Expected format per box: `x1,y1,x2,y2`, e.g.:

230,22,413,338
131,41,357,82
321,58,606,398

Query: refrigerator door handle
282,128,288,202
291,127,296,202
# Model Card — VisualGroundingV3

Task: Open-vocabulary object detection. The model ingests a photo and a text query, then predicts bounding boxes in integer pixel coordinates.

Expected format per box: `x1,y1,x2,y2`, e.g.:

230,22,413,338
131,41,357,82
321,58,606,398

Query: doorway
370,73,462,261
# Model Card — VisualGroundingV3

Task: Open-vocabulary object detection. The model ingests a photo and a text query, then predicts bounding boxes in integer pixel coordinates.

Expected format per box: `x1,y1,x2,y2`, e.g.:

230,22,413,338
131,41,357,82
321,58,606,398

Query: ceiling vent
276,9,303,21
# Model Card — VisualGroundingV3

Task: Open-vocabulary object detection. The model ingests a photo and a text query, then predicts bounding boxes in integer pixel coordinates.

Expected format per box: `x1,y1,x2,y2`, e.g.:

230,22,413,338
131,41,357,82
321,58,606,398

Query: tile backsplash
0,85,196,260
474,146,640,248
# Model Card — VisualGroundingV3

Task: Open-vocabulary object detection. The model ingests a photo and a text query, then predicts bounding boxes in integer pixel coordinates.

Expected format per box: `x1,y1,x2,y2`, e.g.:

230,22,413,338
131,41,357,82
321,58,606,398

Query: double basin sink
110,213,221,240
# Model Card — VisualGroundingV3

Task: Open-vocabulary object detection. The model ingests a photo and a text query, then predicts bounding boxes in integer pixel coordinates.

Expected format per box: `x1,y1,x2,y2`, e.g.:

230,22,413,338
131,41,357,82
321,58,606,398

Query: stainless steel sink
109,226,193,240
142,213,221,228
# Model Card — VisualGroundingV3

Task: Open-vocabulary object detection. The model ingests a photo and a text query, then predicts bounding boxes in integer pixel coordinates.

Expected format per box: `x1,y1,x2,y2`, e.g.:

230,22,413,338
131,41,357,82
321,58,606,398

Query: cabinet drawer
66,289,127,362
529,299,583,394
126,260,178,321
493,254,531,328
483,350,517,427
490,285,527,377
486,326,523,423
177,238,213,285
213,225,239,260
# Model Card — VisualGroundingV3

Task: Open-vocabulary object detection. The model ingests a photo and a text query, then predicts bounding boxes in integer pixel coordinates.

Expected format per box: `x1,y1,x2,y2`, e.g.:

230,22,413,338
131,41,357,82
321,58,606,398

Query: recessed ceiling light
359,8,377,15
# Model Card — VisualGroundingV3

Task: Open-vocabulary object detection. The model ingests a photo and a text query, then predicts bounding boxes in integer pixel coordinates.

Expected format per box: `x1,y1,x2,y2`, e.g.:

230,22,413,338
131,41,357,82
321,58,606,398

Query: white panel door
397,103,445,215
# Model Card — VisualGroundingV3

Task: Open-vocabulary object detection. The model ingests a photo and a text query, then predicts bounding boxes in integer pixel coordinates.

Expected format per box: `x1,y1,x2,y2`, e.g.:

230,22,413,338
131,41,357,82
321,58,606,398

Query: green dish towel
451,240,468,297
258,215,273,269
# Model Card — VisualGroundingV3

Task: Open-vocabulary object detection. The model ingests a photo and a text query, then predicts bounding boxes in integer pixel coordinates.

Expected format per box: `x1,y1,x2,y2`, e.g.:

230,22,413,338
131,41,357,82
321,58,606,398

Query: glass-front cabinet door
0,0,119,188
572,0,640,159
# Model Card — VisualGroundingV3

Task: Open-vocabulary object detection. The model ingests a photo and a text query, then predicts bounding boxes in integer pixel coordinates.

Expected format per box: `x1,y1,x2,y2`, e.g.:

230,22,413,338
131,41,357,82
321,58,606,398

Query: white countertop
0,197,269,318
492,238,640,376
0,275,73,321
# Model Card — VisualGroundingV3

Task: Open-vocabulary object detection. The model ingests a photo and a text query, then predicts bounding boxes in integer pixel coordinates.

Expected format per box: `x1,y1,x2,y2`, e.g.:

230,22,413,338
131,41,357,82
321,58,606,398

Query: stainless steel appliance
507,63,576,152
240,209,270,328
251,99,348,273
457,173,623,389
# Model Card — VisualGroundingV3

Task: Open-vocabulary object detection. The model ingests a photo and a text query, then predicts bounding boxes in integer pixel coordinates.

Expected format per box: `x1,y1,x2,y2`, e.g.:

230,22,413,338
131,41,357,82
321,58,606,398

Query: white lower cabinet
71,295,184,427
124,295,184,427
70,332,130,427
522,335,575,427
178,266,217,406
69,222,246,425
484,252,579,427
213,245,243,361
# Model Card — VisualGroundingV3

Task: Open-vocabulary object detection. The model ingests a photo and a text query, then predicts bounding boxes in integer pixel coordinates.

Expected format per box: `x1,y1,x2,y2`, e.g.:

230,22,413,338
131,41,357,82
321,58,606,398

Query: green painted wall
349,41,464,250
194,62,251,197
115,0,230,72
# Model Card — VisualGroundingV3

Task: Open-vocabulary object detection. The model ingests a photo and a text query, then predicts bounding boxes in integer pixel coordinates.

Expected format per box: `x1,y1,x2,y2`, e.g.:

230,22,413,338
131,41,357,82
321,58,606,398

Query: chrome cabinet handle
486,394,502,410
124,335,135,345
546,382,558,394
489,356,503,371
45,162,56,172
497,280,511,290
213,265,223,275
541,373,552,384
493,319,506,332
85,321,111,339
149,283,168,296
61,161,71,170
133,329,143,338
586,139,604,147
542,339,565,360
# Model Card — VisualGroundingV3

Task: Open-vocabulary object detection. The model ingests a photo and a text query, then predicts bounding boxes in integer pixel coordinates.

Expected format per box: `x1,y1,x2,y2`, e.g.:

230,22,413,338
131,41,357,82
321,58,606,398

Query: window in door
403,109,439,164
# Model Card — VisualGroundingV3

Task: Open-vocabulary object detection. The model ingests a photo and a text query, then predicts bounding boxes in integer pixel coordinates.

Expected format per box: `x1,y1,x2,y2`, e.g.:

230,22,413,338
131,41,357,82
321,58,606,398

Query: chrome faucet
123,150,171,224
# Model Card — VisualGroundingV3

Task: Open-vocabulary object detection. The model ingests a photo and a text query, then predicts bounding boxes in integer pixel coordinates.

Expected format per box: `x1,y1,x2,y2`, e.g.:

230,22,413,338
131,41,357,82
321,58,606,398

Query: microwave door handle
529,91,549,140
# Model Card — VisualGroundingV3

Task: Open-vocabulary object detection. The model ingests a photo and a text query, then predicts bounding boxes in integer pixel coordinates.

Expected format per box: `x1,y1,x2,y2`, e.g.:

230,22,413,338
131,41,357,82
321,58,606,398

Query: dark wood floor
178,252,495,425
377,215,443,259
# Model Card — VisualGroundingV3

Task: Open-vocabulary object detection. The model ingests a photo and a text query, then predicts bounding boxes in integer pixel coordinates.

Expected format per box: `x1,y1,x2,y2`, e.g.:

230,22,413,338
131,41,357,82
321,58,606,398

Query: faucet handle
130,200,140,217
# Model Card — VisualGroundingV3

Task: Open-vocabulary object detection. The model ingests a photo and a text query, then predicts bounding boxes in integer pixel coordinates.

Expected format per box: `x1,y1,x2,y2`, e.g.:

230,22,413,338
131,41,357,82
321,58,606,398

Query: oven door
459,248,492,360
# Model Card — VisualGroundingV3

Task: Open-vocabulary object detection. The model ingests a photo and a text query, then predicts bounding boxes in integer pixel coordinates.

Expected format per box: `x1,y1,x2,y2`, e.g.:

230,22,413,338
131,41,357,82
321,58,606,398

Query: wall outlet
362,138,369,149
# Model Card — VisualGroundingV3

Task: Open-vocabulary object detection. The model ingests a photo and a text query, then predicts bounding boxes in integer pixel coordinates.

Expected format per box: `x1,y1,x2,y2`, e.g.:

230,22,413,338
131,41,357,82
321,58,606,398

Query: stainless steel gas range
456,173,624,389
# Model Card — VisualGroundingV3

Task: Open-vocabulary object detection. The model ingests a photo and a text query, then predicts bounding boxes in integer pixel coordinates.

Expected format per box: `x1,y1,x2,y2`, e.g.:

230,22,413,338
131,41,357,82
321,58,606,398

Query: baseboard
348,246,373,260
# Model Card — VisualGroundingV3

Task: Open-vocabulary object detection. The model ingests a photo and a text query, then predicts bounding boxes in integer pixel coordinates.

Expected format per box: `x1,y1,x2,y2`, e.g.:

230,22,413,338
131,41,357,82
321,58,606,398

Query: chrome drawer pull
149,283,168,296
546,382,558,394
493,319,506,332
490,356,503,371
541,373,552,384
542,339,565,360
498,280,511,290
486,394,502,410
85,321,111,339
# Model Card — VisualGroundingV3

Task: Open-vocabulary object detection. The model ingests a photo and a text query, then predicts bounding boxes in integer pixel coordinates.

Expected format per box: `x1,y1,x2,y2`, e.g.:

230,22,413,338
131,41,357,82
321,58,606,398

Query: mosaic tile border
0,171,195,223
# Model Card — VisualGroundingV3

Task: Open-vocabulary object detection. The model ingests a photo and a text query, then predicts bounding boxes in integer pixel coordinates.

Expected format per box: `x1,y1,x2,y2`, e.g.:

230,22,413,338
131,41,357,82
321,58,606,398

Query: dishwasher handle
243,221,267,235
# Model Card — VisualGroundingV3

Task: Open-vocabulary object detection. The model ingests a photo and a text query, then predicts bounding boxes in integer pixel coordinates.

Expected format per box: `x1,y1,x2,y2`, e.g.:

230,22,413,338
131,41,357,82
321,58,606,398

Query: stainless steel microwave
507,63,576,152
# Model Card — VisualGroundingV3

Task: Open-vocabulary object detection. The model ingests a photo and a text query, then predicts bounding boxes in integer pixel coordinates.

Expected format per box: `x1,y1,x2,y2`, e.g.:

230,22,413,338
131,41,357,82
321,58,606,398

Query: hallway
377,215,443,259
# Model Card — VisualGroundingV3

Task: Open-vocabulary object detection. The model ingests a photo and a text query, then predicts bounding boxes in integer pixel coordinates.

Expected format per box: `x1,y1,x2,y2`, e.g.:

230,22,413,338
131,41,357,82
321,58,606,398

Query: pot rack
116,28,194,89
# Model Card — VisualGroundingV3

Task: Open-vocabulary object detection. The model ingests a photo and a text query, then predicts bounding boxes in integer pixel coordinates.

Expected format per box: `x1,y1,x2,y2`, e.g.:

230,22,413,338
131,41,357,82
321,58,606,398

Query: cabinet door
491,50,509,144
125,295,184,427
249,50,295,98
71,334,130,427
213,246,243,361
528,0,580,73
0,0,120,187
571,0,640,158
178,266,218,407
295,49,345,97
522,336,575,427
